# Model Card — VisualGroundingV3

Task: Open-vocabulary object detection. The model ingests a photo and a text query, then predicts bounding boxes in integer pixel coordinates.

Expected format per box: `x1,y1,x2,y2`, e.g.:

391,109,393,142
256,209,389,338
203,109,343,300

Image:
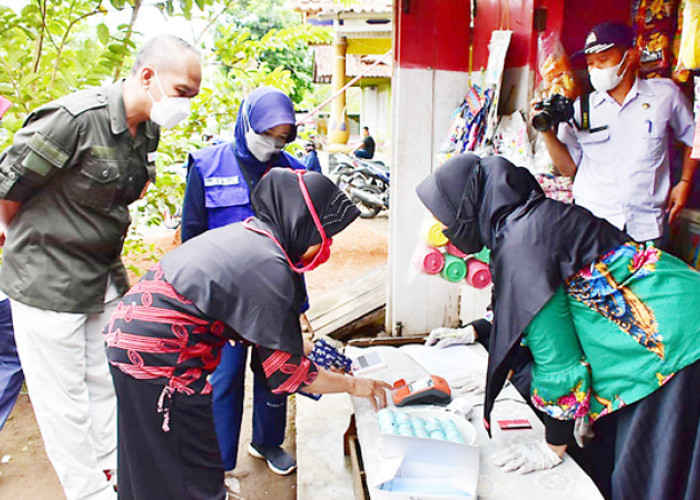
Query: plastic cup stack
414,245,445,274
465,258,492,289
446,241,468,258
413,217,492,289
421,219,449,247
441,254,468,282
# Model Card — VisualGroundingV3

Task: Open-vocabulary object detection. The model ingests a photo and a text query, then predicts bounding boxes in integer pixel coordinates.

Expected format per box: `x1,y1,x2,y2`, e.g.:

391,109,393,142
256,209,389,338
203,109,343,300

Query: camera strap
578,93,591,131
573,93,609,134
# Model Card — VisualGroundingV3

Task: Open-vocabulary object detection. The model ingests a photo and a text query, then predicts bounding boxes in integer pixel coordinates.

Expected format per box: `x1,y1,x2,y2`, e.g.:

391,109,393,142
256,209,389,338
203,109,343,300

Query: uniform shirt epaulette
55,87,108,117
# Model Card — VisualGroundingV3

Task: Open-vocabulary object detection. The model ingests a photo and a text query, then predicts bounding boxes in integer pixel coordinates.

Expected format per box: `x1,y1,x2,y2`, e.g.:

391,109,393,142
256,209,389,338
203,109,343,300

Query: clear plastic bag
678,0,700,70
493,111,535,172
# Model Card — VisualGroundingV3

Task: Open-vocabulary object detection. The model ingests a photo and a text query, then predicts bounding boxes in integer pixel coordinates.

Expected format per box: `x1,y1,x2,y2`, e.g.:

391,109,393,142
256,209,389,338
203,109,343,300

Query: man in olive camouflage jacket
0,35,201,499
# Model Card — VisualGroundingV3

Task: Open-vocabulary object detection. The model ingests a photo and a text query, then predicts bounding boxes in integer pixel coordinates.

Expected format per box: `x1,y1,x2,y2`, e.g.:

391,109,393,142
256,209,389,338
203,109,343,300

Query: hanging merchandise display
672,0,694,86
483,30,513,149
634,0,681,79
692,76,700,159
534,173,574,203
527,30,584,197
437,30,513,164
536,31,581,100
438,85,494,164
492,111,535,172
678,0,700,69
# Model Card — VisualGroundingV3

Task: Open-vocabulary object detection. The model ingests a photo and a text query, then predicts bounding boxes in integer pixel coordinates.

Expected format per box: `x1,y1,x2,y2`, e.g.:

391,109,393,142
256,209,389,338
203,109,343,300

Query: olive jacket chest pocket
67,154,127,211
116,162,150,205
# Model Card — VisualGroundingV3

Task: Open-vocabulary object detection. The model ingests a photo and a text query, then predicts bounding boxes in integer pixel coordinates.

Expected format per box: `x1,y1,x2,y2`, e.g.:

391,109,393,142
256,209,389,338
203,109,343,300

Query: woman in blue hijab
183,87,305,238
181,87,306,496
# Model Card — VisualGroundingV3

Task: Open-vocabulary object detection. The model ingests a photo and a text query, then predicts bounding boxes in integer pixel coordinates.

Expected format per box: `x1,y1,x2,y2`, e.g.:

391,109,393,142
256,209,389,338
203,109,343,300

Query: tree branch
31,0,46,73
50,1,104,87
195,0,237,44
113,0,143,81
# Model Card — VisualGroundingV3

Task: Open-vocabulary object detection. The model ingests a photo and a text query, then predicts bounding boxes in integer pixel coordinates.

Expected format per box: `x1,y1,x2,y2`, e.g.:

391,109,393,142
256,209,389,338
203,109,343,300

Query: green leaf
18,72,40,88
97,23,110,45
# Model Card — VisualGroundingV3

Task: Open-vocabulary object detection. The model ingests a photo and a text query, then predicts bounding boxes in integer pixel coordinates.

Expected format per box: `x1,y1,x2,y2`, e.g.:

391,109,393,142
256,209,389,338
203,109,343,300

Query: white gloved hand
574,417,595,448
425,325,476,348
450,371,485,395
490,436,563,474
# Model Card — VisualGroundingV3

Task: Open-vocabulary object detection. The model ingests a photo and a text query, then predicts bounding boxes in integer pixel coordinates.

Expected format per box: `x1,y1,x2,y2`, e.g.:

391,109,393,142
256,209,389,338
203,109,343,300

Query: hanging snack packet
634,0,680,78
678,0,700,70
537,31,581,100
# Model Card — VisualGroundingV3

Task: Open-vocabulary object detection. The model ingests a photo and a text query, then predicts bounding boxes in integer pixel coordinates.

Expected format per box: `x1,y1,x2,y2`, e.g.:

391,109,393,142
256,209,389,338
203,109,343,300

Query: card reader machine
392,375,451,407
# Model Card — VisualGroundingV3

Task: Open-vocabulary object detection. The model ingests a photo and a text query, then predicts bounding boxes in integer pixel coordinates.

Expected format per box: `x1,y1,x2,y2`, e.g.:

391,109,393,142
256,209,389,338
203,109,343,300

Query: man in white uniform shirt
538,21,697,243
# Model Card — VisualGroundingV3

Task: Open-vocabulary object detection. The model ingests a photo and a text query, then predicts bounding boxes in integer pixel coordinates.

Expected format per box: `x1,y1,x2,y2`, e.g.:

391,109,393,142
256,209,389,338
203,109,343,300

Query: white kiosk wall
388,63,535,335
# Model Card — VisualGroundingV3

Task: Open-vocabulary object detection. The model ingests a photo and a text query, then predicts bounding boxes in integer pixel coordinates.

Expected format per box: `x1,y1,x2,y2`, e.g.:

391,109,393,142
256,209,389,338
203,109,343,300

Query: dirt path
0,215,388,499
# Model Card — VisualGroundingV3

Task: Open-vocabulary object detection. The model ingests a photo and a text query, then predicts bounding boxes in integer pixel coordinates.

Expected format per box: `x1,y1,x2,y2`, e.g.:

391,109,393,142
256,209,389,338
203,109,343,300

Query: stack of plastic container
412,218,492,289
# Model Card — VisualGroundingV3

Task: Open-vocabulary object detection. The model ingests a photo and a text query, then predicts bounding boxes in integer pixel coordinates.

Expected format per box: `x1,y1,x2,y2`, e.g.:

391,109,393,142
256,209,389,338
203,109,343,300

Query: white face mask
244,115,285,162
589,52,627,92
147,71,191,129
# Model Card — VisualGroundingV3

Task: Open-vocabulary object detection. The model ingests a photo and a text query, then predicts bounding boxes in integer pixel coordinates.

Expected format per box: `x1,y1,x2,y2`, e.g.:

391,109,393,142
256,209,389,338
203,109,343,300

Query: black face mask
442,218,484,255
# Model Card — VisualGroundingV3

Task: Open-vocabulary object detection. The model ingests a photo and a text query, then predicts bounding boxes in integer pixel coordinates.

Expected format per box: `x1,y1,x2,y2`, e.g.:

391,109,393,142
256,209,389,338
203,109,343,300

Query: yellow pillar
328,35,350,148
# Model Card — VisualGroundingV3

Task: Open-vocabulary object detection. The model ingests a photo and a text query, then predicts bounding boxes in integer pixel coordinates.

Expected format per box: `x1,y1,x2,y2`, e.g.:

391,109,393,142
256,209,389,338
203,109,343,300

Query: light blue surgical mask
243,113,285,162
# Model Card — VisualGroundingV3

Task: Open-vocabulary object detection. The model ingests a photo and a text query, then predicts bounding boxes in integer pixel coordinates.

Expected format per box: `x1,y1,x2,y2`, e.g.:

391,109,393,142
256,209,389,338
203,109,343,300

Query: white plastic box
371,408,479,500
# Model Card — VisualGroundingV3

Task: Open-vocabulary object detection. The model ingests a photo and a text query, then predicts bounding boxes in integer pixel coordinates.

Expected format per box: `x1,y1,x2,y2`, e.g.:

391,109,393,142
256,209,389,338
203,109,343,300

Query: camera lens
532,112,552,132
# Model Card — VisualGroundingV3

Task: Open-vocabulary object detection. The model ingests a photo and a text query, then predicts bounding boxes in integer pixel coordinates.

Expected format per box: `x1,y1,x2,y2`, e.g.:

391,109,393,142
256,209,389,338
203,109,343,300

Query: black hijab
250,168,359,260
161,169,360,354
416,154,627,431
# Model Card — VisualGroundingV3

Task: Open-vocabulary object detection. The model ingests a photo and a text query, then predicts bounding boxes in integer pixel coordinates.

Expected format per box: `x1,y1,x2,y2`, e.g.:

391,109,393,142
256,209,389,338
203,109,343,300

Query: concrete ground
296,393,356,500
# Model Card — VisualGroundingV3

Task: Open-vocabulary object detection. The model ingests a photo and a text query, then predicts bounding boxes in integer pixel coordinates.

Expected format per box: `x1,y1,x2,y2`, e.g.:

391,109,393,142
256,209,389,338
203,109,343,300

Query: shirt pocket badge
204,180,250,209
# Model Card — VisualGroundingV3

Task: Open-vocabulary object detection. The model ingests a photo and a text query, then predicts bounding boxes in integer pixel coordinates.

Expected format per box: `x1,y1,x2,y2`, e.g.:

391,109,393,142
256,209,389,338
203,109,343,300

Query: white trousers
11,298,118,500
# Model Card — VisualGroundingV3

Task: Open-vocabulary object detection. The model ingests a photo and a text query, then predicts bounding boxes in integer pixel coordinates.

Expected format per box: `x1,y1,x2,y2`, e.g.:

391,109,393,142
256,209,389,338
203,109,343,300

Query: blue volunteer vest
188,142,255,230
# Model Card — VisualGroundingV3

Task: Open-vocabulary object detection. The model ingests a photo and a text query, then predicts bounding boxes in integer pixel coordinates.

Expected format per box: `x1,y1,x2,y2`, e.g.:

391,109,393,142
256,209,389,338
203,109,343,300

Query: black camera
532,94,574,132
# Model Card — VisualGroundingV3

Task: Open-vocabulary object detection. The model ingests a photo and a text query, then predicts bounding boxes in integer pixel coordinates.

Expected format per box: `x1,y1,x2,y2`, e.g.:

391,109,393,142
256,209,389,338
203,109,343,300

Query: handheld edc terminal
392,375,451,407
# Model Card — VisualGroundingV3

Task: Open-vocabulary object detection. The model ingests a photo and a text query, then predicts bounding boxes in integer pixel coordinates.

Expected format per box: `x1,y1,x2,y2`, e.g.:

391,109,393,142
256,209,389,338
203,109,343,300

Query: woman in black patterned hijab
105,169,389,500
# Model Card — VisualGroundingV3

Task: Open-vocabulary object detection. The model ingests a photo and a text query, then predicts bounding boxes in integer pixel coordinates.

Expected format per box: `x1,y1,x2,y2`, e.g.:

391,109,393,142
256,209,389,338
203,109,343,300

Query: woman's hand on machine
348,377,392,410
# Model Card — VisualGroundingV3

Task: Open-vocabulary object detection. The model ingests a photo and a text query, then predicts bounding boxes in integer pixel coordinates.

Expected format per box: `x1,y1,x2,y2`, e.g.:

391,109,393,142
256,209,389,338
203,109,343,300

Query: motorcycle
330,153,390,219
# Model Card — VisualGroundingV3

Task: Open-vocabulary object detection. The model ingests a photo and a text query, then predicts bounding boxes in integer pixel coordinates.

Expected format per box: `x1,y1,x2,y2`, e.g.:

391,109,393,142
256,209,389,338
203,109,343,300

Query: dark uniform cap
573,22,635,57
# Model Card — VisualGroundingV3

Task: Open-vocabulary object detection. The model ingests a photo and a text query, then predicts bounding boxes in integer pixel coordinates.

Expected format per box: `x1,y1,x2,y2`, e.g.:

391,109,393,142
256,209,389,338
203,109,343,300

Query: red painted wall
394,0,633,72
393,0,538,71
559,1,632,69
394,0,472,72
471,0,537,70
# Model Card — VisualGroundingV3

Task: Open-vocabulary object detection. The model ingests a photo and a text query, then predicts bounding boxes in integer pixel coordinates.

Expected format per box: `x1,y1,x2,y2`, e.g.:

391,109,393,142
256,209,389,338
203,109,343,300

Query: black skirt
110,365,226,500
590,358,700,500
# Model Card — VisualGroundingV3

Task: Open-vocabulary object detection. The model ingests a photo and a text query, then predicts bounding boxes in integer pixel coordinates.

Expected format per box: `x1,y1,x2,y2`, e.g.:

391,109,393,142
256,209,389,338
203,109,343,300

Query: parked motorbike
330,153,389,219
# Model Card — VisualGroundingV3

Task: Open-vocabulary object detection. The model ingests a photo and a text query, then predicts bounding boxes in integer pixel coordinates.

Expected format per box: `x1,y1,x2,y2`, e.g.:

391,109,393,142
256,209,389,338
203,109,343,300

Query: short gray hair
130,35,198,75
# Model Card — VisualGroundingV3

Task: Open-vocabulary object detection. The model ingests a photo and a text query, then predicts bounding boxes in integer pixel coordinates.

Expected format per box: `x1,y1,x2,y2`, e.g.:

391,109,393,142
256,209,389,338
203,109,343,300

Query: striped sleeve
253,346,319,395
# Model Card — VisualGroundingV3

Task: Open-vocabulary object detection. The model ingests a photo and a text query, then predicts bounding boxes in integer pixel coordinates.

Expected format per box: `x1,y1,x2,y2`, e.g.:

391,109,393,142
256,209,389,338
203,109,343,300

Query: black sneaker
247,443,297,475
